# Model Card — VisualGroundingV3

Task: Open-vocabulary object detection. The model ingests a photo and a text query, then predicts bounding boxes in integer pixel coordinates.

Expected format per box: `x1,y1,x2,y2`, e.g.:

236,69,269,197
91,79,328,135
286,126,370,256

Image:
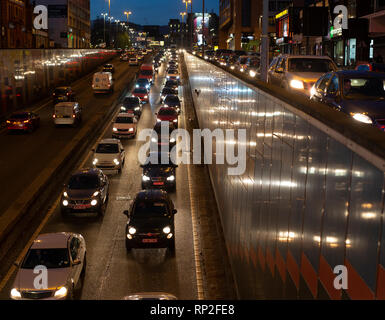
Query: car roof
31,232,72,249
55,86,70,90
55,102,77,107
280,54,332,60
116,112,135,117
334,70,385,77
73,167,101,176
99,138,120,144
135,189,168,201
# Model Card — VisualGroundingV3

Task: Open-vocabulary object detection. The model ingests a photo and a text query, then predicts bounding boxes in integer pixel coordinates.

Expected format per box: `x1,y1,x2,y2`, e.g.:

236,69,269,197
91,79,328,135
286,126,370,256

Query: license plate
153,182,164,185
142,238,158,243
74,204,89,209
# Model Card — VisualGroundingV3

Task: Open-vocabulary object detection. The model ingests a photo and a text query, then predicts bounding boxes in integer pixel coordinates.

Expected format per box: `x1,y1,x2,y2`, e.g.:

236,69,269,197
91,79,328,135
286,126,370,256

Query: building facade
35,0,90,48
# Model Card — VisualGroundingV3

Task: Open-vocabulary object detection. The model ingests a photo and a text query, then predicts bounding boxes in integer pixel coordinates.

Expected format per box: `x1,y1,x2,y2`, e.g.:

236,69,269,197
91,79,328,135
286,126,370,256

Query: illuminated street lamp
124,11,132,24
101,13,107,43
183,0,192,49
180,12,186,48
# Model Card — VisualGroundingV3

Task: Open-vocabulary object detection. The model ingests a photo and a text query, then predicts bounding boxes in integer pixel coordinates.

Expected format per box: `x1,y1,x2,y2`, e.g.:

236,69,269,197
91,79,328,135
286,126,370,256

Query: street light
101,13,107,44
183,0,192,49
124,11,132,24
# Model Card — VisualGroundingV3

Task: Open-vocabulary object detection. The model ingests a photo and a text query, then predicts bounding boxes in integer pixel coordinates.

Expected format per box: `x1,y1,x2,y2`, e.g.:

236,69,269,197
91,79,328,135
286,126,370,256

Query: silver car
267,54,338,96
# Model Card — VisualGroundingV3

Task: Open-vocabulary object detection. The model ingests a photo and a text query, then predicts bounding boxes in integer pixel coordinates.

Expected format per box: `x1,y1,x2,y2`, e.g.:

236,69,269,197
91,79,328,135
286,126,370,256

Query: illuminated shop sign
275,9,288,20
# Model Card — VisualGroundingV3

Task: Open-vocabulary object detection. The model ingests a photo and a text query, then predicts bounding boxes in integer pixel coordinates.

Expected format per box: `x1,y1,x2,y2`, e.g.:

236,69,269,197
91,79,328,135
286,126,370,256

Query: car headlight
170,138,176,143
91,199,98,206
351,113,373,124
113,159,120,165
163,226,171,234
161,95,165,99
240,68,244,72
290,80,304,90
173,119,178,123
151,137,157,143
128,227,136,234
176,76,179,79
93,191,99,197
164,104,169,108
231,66,235,70
10,288,21,299
63,191,68,197
142,175,150,181
129,128,134,132
62,200,69,206
134,107,140,111
120,106,126,111
310,85,316,97
135,84,139,88
93,158,98,165
167,175,175,181
54,286,68,299
144,95,148,99
157,118,161,122
167,76,170,79
250,70,256,77
113,127,118,132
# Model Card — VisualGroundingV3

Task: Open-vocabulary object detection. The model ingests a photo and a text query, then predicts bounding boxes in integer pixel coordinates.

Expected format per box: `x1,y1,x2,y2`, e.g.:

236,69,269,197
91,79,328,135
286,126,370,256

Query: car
160,87,178,102
129,57,139,66
135,78,150,90
246,57,261,78
53,102,82,127
120,96,142,117
166,68,180,82
103,64,114,73
132,87,149,103
167,60,178,69
138,64,155,84
10,232,86,300
267,54,338,96
53,87,76,104
120,54,129,61
236,55,249,72
92,72,114,94
151,121,177,151
204,50,215,61
123,189,177,253
156,106,179,128
92,138,125,174
6,111,40,133
356,62,385,73
123,292,177,300
61,168,109,216
163,95,181,114
310,70,385,130
163,79,179,90
137,54,144,61
112,113,138,139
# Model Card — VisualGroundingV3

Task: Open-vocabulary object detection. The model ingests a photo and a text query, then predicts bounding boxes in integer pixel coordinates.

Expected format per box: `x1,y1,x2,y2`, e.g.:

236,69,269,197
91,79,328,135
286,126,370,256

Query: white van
92,72,114,94
53,102,82,126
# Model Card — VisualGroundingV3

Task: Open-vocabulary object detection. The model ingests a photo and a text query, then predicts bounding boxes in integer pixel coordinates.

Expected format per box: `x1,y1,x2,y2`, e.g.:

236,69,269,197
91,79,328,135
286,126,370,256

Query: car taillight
72,114,76,118
23,120,29,123
53,114,56,118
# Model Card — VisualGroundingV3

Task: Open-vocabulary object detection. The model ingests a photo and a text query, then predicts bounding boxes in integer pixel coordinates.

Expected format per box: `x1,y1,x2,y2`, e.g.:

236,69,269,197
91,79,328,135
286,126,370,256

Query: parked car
61,168,109,216
6,111,40,133
10,232,86,300
268,54,338,96
123,189,177,253
310,70,385,130
53,102,82,127
92,138,125,174
112,113,138,139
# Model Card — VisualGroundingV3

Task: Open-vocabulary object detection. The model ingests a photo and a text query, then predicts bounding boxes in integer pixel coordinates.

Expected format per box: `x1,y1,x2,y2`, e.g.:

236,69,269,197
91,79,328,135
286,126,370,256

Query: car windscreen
54,89,67,95
343,77,385,100
10,113,28,119
96,143,119,153
132,201,169,218
123,98,139,106
21,248,70,269
68,174,99,189
165,81,178,87
134,88,147,94
115,116,134,123
239,57,248,64
288,58,334,73
162,89,176,95
165,96,179,103
137,79,149,84
168,69,178,74
158,108,177,116
140,70,153,76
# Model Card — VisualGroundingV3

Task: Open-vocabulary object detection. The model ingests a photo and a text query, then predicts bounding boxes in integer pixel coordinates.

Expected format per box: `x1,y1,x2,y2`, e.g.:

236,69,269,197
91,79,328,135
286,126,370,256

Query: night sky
91,0,219,26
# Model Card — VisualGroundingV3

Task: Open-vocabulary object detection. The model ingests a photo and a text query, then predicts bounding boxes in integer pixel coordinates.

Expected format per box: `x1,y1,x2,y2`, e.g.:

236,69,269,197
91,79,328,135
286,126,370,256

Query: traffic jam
3,48,194,301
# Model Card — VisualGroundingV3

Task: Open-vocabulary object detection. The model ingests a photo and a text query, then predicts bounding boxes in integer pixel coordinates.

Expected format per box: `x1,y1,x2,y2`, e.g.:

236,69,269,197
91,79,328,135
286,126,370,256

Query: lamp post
101,13,107,44
107,16,114,47
260,0,269,82
183,0,192,49
124,11,132,25
180,12,186,49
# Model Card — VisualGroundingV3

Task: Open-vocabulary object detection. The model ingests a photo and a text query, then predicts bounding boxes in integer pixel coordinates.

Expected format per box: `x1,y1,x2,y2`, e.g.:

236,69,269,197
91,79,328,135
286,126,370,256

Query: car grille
151,177,164,182
70,199,91,205
117,129,128,132
21,290,53,299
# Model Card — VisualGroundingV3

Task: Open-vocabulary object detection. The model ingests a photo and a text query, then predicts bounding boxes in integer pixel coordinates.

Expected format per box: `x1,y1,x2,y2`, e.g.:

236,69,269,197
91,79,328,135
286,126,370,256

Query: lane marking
181,60,205,300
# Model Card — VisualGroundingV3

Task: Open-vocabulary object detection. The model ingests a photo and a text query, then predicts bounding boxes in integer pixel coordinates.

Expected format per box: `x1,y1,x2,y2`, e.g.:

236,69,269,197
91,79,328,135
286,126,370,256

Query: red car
132,87,149,103
156,107,178,128
6,111,40,133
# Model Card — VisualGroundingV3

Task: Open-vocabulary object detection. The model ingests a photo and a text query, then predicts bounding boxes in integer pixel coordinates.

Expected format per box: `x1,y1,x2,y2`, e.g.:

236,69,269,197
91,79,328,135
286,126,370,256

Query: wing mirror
172,209,177,215
123,210,129,216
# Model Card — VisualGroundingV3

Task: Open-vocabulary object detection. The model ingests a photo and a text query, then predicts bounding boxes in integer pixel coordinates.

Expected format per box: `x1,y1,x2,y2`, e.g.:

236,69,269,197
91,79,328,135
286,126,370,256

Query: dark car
6,111,40,133
53,87,75,104
163,79,179,90
310,70,385,130
151,122,177,151
163,95,181,114
61,168,109,217
123,189,177,253
132,87,149,103
135,78,150,90
120,96,142,117
103,64,114,73
356,63,385,73
160,87,178,102
156,106,178,128
141,151,177,191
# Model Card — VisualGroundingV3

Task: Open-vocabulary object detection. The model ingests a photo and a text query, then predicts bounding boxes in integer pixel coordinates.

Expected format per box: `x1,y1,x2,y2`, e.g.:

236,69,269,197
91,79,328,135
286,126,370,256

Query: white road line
181,64,205,300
